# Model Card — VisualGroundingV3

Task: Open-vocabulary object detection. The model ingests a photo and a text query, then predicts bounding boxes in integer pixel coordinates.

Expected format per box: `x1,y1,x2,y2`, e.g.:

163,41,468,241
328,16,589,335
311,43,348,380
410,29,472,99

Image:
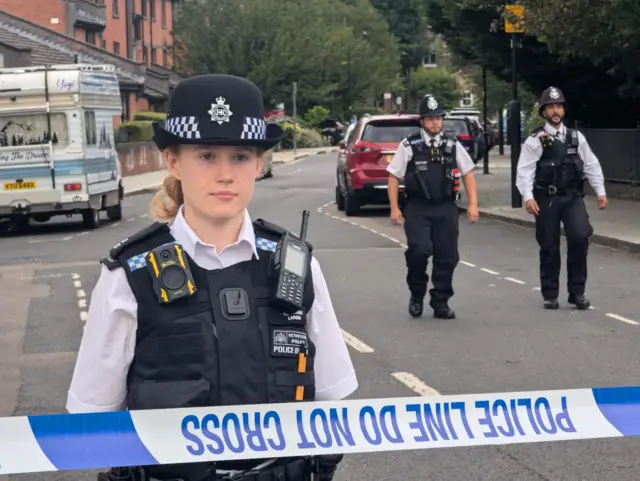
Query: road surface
1,153,640,481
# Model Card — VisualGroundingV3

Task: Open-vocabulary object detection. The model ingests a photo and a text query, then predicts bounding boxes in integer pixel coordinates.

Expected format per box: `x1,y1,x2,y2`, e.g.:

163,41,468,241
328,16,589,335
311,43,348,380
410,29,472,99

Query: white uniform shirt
386,128,476,179
516,122,606,202
67,207,358,413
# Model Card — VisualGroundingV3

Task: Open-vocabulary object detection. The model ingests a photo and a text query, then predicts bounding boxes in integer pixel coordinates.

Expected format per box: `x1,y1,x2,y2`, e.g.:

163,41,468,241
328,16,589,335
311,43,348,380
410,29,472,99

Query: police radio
146,243,197,304
270,210,311,314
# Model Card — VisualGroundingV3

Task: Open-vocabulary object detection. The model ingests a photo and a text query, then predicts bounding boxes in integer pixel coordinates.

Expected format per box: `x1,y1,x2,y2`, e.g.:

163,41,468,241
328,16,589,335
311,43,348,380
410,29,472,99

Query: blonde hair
149,146,183,221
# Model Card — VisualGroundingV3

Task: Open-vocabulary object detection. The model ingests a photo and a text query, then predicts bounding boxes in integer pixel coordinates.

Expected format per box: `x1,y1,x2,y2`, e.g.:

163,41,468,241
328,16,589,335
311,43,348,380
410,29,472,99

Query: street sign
504,4,524,33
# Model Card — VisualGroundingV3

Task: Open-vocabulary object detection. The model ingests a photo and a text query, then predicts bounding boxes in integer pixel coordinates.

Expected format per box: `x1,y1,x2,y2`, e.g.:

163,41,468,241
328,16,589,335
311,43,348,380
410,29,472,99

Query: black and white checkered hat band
165,116,201,139
240,116,266,140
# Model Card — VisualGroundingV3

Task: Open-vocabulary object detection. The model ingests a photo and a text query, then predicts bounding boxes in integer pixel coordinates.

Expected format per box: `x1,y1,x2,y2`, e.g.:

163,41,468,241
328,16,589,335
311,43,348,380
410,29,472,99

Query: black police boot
568,294,591,310
543,298,559,309
409,295,424,318
430,301,455,319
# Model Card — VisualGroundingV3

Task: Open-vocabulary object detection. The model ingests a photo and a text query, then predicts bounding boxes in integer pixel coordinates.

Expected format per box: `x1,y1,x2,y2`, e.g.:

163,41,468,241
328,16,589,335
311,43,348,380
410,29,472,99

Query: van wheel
336,185,345,211
344,188,361,217
107,202,122,221
82,209,100,229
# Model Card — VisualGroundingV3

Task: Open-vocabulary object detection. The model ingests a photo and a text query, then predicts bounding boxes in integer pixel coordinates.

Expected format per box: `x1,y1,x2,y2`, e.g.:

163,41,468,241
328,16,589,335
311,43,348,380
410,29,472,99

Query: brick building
0,0,183,123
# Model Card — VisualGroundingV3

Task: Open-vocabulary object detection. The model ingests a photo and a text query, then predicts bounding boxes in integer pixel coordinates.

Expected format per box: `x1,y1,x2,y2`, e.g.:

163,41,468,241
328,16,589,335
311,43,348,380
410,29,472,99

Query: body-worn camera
270,210,311,314
146,243,197,303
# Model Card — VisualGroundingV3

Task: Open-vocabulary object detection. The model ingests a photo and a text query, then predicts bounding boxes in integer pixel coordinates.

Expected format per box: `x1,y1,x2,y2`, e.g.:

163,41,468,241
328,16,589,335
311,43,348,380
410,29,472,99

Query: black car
443,116,481,163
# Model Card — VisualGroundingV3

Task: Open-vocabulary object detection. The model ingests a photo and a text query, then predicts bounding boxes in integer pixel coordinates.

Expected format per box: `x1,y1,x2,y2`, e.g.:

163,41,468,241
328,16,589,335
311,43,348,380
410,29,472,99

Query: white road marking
72,273,88,323
110,222,121,228
606,313,639,326
341,329,374,353
127,218,135,222
391,372,441,397
460,261,476,267
63,236,73,241
481,268,500,275
504,277,525,285
533,287,541,291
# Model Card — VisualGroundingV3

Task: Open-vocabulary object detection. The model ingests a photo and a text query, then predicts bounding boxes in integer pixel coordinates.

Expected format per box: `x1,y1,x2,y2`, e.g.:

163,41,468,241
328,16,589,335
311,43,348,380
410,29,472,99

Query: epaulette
253,218,314,253
100,221,170,271
531,126,546,137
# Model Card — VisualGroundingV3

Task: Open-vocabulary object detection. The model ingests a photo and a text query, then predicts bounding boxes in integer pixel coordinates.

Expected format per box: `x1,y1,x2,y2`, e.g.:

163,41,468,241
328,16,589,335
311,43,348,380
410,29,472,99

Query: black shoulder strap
100,222,171,270
566,127,579,147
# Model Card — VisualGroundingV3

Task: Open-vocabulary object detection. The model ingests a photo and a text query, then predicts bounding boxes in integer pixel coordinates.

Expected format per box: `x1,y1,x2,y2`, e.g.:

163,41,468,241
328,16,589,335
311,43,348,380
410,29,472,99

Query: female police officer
66,74,357,481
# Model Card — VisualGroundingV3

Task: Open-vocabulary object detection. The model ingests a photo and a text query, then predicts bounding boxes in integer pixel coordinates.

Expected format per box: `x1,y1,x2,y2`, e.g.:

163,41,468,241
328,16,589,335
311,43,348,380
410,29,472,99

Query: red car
335,114,420,216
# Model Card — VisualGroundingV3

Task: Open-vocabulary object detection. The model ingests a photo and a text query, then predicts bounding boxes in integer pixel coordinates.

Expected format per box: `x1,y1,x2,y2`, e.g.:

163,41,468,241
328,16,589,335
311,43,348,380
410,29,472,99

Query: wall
0,0,67,35
116,140,165,176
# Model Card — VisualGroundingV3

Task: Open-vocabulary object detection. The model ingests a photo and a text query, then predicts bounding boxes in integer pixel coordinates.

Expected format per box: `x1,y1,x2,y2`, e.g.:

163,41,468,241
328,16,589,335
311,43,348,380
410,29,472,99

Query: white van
0,63,123,230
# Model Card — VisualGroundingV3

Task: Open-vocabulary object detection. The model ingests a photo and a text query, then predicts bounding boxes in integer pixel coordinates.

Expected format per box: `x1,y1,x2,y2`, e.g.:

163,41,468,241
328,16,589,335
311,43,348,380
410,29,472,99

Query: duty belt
147,459,311,481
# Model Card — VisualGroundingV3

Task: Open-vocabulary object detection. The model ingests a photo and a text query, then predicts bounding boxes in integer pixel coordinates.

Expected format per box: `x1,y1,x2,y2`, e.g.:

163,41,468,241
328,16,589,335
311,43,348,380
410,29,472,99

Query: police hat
152,74,284,151
419,94,446,118
538,86,566,118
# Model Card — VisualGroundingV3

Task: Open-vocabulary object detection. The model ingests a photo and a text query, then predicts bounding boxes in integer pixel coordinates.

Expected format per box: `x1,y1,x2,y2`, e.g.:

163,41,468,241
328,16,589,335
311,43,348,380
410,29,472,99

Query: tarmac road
1,153,640,481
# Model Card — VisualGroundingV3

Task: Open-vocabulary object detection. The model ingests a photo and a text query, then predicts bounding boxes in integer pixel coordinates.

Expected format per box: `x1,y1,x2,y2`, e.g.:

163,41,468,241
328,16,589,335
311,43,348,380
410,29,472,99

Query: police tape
1,385,639,475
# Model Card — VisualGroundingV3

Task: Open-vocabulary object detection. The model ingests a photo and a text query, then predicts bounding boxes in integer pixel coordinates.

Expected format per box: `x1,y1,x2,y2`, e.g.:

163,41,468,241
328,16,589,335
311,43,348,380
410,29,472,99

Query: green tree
173,0,401,117
421,0,639,127
406,67,460,111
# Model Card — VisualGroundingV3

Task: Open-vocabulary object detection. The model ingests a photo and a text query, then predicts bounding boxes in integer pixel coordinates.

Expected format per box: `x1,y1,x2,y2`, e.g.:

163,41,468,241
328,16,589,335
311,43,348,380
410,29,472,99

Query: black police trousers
534,192,594,300
402,199,459,306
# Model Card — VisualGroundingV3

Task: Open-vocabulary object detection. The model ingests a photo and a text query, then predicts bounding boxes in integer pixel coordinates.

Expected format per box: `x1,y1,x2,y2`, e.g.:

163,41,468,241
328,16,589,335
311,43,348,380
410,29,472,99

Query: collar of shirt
420,129,442,146
544,122,566,139
169,205,260,269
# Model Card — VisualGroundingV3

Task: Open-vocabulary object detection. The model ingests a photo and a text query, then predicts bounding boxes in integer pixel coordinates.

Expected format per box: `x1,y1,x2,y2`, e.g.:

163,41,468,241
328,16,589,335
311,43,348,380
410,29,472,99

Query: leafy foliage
422,0,640,127
407,67,460,111
173,0,401,117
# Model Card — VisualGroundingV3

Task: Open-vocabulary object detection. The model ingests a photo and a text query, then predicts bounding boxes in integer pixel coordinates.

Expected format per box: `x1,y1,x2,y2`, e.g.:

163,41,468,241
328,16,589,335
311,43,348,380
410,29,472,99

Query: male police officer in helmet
387,94,479,319
516,86,607,310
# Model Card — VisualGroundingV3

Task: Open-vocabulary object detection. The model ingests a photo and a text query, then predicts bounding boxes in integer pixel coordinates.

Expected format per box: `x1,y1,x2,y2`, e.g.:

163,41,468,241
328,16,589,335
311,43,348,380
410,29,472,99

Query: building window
423,51,437,67
142,46,148,62
85,111,97,146
141,0,147,17
114,41,120,54
0,53,4,68
150,0,155,21
163,49,168,66
161,0,166,27
86,30,96,44
112,0,119,17
461,91,474,108
134,16,142,41
102,39,106,49
151,47,156,64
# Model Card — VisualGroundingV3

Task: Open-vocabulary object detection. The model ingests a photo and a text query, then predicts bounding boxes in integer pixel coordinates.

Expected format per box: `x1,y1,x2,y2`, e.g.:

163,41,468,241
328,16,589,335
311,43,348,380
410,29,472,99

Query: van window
85,111,97,146
442,118,470,135
0,112,68,147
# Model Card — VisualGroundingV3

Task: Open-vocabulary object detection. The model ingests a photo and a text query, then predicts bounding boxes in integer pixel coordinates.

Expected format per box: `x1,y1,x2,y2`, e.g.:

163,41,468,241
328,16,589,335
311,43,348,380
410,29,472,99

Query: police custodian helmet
152,73,284,151
419,94,446,118
538,86,566,118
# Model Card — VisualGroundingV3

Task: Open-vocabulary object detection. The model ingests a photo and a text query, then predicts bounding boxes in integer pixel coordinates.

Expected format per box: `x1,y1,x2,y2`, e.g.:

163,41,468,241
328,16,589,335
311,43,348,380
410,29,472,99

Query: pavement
2,150,640,480
461,147,640,253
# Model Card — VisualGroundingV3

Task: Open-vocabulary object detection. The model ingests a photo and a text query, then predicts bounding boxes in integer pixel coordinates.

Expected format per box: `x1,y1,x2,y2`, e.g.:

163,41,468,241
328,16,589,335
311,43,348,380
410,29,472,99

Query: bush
134,112,167,124
115,121,154,142
278,120,327,149
303,106,330,127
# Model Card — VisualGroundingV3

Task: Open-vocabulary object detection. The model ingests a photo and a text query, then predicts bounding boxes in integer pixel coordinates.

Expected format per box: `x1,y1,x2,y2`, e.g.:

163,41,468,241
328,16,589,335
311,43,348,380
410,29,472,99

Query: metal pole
510,33,522,208
292,82,297,156
498,108,504,155
482,66,490,174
